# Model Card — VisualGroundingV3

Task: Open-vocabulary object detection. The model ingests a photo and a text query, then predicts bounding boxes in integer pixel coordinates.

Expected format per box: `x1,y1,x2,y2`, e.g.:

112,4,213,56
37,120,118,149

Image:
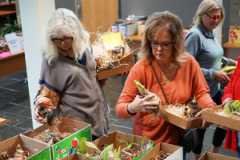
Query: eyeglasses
151,41,174,50
51,36,73,43
205,13,222,21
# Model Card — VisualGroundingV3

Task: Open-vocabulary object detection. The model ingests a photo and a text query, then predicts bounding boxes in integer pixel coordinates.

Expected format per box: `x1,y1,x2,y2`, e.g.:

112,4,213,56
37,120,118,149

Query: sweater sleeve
185,31,215,81
191,57,216,108
185,32,200,58
39,57,76,94
115,62,144,118
222,58,240,101
39,58,65,93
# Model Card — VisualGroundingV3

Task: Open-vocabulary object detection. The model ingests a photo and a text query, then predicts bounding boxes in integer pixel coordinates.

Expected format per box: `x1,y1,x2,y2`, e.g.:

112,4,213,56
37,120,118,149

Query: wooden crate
96,53,134,80
160,108,203,129
199,152,238,160
201,108,240,131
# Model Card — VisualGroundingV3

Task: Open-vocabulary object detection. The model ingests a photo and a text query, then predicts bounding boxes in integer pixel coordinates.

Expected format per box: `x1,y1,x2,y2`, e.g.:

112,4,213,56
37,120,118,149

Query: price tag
4,32,24,54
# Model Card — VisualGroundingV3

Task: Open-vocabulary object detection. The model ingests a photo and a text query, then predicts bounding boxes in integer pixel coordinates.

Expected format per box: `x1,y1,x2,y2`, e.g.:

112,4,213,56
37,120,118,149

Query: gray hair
193,0,225,26
142,11,186,65
43,8,90,64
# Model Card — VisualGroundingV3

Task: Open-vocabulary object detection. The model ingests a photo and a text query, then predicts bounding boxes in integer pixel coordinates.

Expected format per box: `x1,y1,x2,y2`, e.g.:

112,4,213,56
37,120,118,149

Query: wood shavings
0,145,30,160
150,150,170,160
34,128,71,145
165,104,194,119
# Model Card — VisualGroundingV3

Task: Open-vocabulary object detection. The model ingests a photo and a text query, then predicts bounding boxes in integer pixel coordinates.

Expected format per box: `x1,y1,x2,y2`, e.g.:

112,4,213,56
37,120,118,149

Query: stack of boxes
111,15,146,37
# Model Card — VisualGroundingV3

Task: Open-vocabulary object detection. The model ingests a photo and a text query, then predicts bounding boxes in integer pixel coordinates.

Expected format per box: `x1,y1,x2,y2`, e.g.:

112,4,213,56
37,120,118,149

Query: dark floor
0,70,238,159
0,71,32,140
0,71,132,139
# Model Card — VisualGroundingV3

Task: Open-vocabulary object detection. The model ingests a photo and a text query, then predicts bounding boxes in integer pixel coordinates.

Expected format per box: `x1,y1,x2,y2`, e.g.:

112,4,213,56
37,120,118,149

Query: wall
19,0,55,128
55,0,81,18
230,0,240,25
120,0,203,28
81,0,118,33
120,0,231,41
55,0,75,11
225,0,240,59
222,0,230,42
55,0,118,33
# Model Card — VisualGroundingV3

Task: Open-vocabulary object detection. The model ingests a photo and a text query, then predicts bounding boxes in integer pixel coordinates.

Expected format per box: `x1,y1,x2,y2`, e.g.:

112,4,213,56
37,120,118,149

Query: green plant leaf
100,144,113,160
78,137,87,154
0,22,21,37
85,141,100,153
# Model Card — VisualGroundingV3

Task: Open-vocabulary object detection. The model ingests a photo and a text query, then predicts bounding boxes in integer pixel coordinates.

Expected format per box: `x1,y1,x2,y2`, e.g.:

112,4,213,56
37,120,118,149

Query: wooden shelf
127,34,143,42
0,117,7,126
0,2,16,7
223,42,240,49
0,10,16,16
0,52,26,77
96,52,134,80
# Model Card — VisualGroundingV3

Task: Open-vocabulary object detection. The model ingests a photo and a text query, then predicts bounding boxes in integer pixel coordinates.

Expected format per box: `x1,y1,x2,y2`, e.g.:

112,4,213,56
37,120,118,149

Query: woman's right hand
213,71,230,82
127,92,160,114
34,96,54,124
34,105,47,124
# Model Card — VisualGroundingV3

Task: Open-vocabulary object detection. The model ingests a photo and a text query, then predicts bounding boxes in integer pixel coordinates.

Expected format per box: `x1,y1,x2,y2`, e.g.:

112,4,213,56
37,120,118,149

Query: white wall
18,0,55,128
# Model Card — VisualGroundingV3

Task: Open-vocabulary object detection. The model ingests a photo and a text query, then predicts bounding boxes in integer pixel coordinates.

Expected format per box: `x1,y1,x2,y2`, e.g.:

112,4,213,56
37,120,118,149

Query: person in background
222,58,240,157
115,11,215,152
185,0,235,157
34,8,109,139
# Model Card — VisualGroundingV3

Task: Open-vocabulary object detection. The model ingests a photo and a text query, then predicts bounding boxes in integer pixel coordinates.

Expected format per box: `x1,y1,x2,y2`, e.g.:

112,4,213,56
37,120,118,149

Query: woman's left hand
213,71,230,82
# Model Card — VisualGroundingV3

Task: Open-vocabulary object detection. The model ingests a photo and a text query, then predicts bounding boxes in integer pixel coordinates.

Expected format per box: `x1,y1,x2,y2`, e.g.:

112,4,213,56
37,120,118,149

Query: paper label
4,32,24,54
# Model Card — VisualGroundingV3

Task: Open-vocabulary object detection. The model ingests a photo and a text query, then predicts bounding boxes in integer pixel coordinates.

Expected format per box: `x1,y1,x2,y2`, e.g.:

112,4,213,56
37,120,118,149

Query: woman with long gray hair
34,8,109,139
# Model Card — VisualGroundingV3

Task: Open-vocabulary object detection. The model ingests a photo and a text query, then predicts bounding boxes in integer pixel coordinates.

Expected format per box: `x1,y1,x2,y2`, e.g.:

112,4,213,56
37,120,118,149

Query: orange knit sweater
116,54,215,144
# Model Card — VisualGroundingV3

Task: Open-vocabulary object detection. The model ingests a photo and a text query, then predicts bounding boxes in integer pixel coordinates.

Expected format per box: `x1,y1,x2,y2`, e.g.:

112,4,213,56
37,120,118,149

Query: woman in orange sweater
115,11,215,146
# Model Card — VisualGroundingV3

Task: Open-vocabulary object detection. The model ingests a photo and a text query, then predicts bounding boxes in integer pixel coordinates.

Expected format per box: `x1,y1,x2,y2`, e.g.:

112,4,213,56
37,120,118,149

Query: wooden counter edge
0,117,7,126
223,42,240,49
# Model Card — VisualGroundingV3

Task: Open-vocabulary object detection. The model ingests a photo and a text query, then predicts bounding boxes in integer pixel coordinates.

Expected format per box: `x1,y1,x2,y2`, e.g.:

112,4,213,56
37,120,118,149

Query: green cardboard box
0,134,51,160
25,117,91,160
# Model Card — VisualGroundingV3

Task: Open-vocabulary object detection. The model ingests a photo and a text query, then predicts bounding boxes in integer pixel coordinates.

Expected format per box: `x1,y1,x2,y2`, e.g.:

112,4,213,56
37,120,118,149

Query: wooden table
0,52,26,77
127,34,143,42
223,42,240,58
126,34,143,51
96,52,134,80
0,117,7,126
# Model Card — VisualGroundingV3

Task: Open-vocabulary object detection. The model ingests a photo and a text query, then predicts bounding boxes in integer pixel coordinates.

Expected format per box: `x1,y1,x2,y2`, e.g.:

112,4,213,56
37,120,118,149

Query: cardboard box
141,143,183,160
97,52,134,80
119,23,138,37
25,117,91,160
0,134,51,160
160,108,203,129
201,108,240,131
94,131,154,160
199,152,238,160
